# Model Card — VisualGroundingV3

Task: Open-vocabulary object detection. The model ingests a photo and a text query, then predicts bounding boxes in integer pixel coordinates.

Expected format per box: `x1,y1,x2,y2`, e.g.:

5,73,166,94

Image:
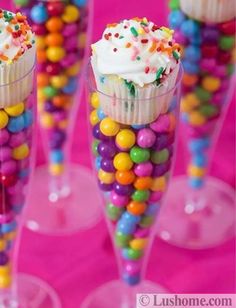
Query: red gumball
46,63,62,75
47,2,65,16
201,45,218,58
219,20,235,35
0,174,17,187
32,24,47,36
0,188,10,214
218,51,232,64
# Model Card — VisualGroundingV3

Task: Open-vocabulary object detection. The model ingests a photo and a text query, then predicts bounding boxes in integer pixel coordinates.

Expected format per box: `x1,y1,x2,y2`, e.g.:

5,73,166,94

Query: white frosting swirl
91,18,180,87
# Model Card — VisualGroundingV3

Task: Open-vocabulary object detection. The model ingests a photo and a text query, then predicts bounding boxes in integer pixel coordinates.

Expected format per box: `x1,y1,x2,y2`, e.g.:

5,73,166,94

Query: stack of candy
14,0,88,176
90,92,177,286
169,0,235,189
0,99,34,288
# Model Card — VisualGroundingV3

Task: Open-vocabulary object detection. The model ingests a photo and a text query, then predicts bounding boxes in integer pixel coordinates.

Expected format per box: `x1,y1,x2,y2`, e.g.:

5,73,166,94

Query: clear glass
157,3,235,249
0,66,60,306
13,0,101,235
81,64,183,307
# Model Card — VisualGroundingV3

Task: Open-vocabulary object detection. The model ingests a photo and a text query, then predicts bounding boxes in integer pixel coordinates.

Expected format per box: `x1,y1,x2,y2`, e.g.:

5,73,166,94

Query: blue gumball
189,177,203,189
181,112,189,123
122,273,140,286
145,203,160,216
50,150,64,163
185,45,201,62
62,77,78,94
1,221,17,234
121,212,141,224
180,19,200,38
168,10,186,30
23,110,33,128
192,154,207,167
30,4,48,24
117,220,136,235
182,60,200,74
97,108,106,120
189,138,210,153
95,156,102,170
73,0,87,7
131,124,146,130
7,115,25,133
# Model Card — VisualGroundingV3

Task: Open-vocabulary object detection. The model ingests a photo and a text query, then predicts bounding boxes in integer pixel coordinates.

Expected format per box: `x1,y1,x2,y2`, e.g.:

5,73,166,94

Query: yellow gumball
58,119,68,129
78,33,86,49
62,5,80,23
46,47,65,62
100,118,120,137
98,169,115,184
50,75,68,88
130,238,147,250
66,61,81,76
202,76,221,92
90,110,99,126
36,36,46,49
0,239,6,252
150,176,166,192
189,111,206,126
49,163,64,176
113,153,133,171
40,113,55,129
188,165,205,177
116,129,136,150
12,143,29,160
90,92,100,108
37,89,46,103
0,265,10,275
4,102,24,117
0,275,12,288
0,110,9,129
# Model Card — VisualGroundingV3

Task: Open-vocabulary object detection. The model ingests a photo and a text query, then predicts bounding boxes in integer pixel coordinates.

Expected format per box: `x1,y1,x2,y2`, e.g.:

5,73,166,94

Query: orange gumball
134,177,152,190
115,170,136,185
182,73,198,87
127,201,147,216
46,17,63,33
37,73,50,87
52,95,72,108
45,33,64,46
37,49,47,63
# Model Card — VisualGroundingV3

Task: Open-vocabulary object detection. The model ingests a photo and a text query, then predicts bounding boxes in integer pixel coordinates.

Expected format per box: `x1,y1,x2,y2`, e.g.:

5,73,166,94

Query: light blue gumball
192,154,207,167
180,19,200,38
30,4,48,24
121,212,141,224
131,124,146,130
117,220,136,235
122,273,140,286
189,177,203,189
1,221,17,234
97,108,106,120
23,110,33,128
7,115,25,133
185,45,201,62
19,168,30,178
182,60,200,74
189,138,210,152
168,10,186,29
73,0,87,7
63,78,78,94
50,150,64,163
181,112,189,123
95,156,102,170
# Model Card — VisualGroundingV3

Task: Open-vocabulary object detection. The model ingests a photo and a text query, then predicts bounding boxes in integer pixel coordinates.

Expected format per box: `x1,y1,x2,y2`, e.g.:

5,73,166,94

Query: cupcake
91,18,181,125
0,9,36,107
179,0,236,23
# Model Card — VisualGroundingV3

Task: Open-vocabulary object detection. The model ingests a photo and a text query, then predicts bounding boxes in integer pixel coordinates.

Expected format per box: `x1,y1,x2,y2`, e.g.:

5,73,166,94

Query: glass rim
87,62,183,102
0,61,36,89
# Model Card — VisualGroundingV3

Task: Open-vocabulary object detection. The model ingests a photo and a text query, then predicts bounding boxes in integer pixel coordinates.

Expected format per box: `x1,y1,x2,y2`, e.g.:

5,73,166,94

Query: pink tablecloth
1,1,236,307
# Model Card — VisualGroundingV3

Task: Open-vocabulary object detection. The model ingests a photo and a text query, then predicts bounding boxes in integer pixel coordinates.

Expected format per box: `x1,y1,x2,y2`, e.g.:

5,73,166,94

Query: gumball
122,248,143,260
0,111,9,129
0,174,17,187
98,181,113,192
111,192,129,207
121,212,141,224
130,238,147,250
113,153,133,171
32,24,47,35
73,0,87,7
46,17,63,32
90,92,100,108
130,146,150,164
139,215,155,228
153,160,170,177
188,165,205,177
169,0,180,10
132,190,150,202
0,130,9,146
134,177,152,190
115,170,136,185
7,115,24,133
122,273,140,286
98,169,115,184
106,203,123,221
101,158,115,172
98,141,117,159
201,76,221,92
168,10,185,30
219,36,235,50
46,63,61,75
46,47,65,62
127,200,146,216
12,144,29,160
182,60,200,74
62,5,80,23
151,149,169,164
145,203,160,216
113,182,133,196
219,20,235,35
117,220,136,235
189,177,203,189
30,4,48,24
0,147,11,161
184,45,201,62
192,154,207,167
45,33,64,47
14,0,29,6
50,150,64,163
47,2,65,16
116,129,136,150
180,19,199,38
97,108,106,120
90,110,99,126
115,232,132,247
134,162,153,177
137,128,156,148
151,176,167,192
100,118,120,137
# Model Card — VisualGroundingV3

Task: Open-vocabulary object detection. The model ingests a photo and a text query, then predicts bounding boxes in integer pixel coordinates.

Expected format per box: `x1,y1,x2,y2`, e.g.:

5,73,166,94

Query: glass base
0,273,61,307
25,164,101,235
81,280,167,308
157,176,235,249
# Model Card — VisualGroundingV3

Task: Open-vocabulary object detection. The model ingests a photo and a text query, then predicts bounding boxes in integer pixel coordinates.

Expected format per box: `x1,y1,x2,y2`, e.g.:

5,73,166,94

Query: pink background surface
2,1,236,307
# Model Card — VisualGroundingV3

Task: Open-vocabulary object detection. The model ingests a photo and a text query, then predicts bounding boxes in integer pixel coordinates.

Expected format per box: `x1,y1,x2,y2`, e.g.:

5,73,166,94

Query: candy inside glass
0,66,60,307
81,65,183,308
13,0,101,235
157,2,235,249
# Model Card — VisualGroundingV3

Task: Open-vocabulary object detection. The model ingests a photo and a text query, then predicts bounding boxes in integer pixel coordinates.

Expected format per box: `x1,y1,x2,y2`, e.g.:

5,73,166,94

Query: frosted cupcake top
91,18,181,87
0,9,35,67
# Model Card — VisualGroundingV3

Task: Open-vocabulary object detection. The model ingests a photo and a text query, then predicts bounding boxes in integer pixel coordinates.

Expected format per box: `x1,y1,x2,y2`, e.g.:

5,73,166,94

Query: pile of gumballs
0,98,34,288
90,92,177,286
14,0,88,176
168,0,235,189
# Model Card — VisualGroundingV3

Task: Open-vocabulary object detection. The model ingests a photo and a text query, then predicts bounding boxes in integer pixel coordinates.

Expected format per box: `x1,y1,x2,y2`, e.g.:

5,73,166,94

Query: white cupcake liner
92,62,179,125
0,45,36,108
180,0,236,23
